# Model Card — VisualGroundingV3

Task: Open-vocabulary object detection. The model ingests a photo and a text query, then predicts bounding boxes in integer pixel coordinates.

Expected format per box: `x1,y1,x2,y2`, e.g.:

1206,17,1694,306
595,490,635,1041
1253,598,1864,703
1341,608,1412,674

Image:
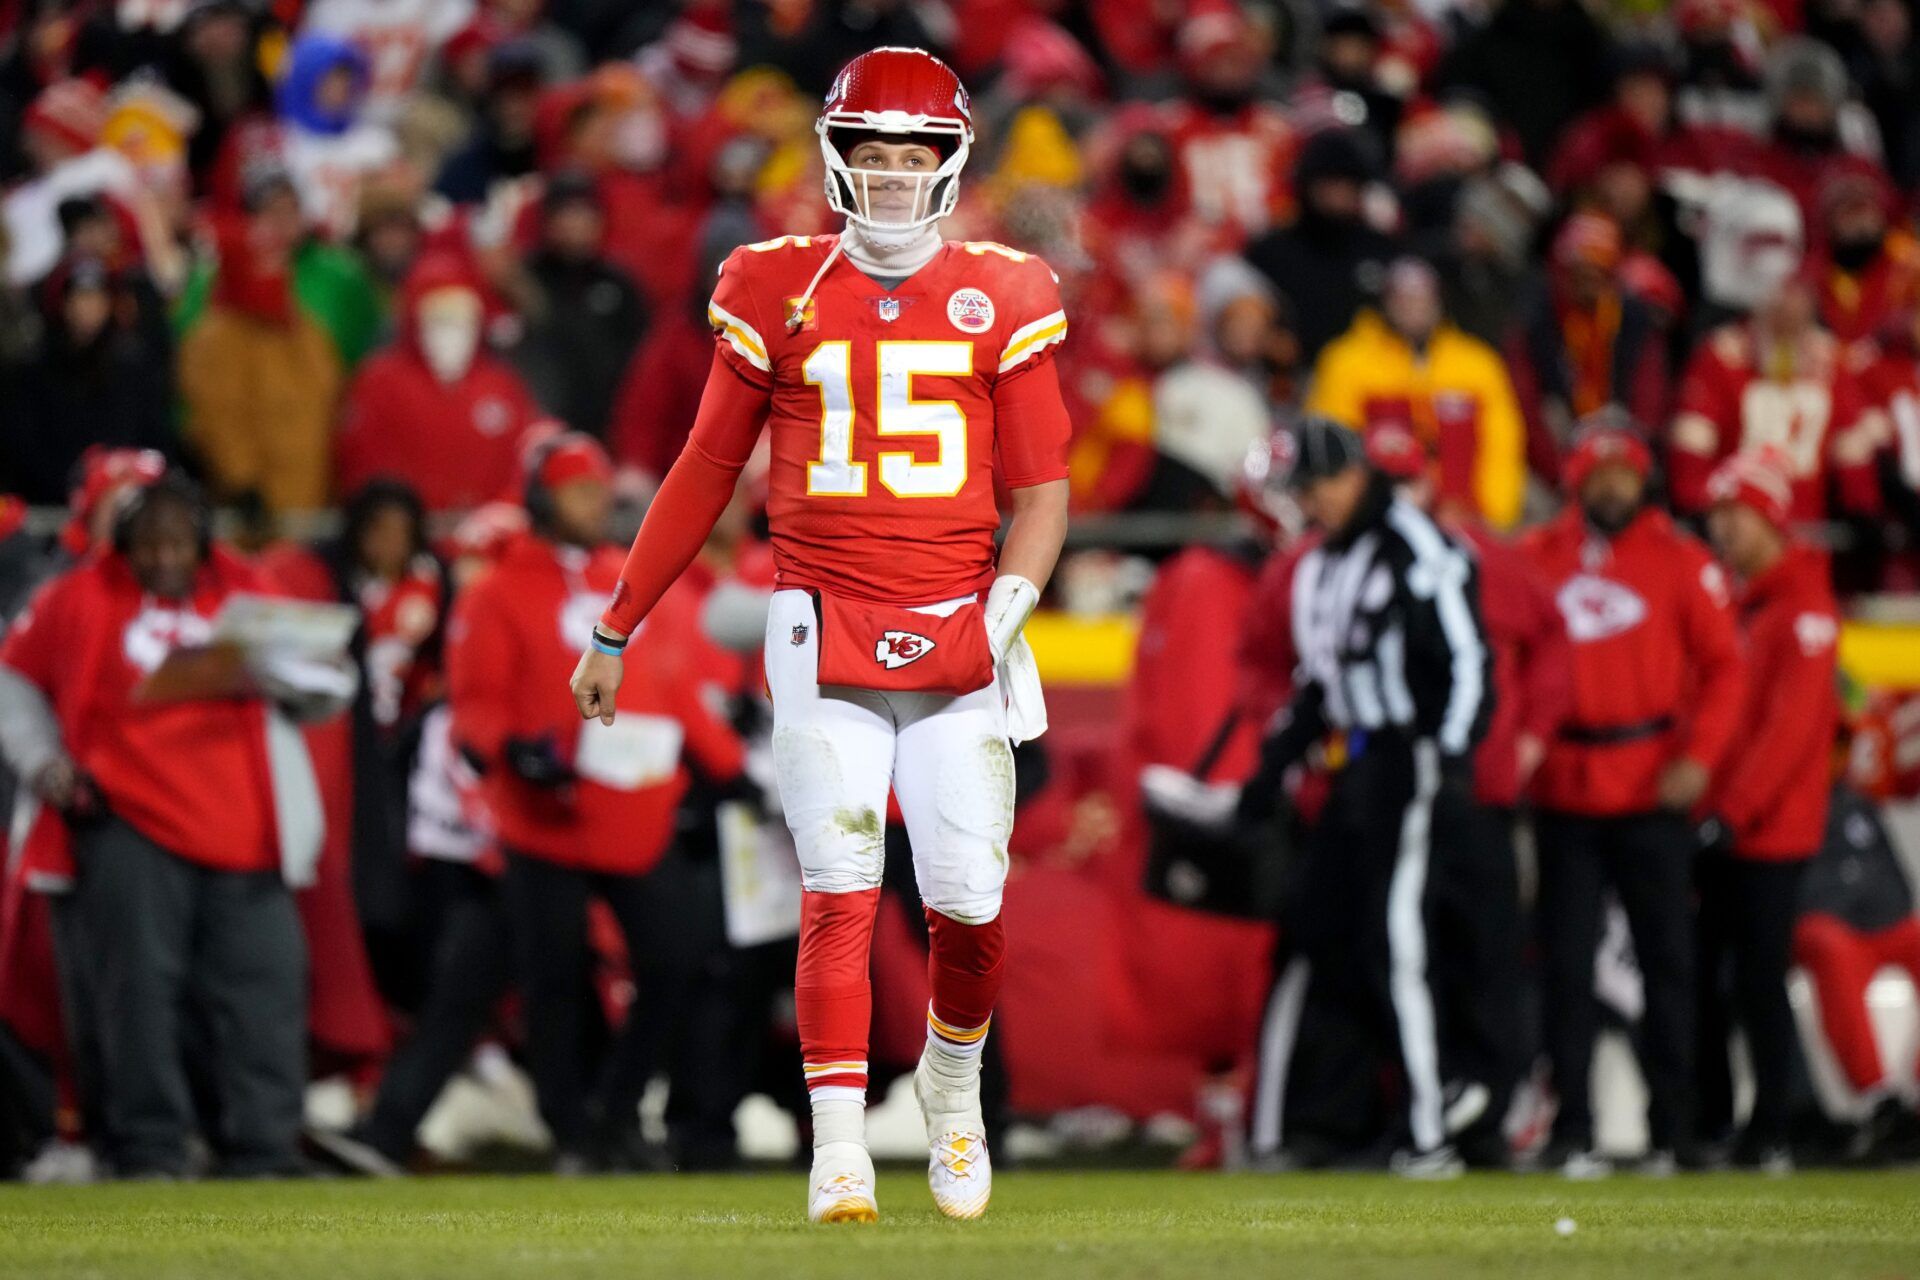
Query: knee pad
773,724,885,893
917,835,1007,924
914,734,1013,924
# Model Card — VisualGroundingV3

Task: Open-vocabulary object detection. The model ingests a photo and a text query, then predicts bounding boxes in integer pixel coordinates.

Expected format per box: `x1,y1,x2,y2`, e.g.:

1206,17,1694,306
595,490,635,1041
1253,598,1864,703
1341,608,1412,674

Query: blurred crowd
2,0,1920,1180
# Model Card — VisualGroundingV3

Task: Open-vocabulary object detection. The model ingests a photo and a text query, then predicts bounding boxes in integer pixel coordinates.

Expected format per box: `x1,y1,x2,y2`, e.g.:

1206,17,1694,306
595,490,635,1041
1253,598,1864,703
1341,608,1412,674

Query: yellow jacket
1306,310,1525,529
179,305,341,514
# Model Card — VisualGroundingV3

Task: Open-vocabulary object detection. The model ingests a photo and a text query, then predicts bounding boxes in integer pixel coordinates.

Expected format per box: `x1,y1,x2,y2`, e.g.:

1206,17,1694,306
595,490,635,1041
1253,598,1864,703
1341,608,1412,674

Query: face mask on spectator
1120,155,1172,202
417,287,481,383
1830,230,1884,272
612,107,668,171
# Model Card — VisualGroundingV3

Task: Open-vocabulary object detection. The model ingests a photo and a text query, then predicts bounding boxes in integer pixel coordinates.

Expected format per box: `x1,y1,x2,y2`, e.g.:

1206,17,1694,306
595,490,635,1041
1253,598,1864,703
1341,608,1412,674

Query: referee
1240,416,1492,1176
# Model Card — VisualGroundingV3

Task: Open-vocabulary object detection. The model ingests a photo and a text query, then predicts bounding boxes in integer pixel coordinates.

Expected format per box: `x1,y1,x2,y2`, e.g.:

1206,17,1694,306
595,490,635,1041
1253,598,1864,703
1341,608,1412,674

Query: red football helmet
817,47,973,241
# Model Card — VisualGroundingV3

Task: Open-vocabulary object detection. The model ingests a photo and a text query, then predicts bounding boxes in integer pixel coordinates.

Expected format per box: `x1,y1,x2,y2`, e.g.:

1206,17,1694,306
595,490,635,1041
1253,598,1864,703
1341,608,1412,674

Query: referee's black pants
1428,804,1527,1141
1536,810,1696,1150
1251,734,1461,1158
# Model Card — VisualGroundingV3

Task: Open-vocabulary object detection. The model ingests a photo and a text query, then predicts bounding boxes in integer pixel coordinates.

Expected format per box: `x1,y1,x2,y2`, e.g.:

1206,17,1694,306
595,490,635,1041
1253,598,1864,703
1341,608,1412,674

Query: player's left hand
571,648,624,725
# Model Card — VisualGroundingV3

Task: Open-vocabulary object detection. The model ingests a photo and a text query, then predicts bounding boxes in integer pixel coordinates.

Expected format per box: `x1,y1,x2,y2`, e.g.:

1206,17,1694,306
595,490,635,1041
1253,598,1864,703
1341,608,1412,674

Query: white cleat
914,1057,992,1220
807,1141,879,1225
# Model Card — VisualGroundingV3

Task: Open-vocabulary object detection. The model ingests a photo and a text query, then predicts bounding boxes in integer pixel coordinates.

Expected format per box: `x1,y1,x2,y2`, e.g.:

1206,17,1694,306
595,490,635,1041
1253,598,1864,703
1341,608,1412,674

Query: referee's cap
1279,414,1367,490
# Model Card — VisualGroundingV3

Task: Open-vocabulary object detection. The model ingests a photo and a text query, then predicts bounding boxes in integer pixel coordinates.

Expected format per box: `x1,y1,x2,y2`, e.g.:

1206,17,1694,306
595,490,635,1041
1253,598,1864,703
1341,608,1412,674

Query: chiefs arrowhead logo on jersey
123,606,214,674
875,630,936,669
784,295,818,332
1555,574,1648,643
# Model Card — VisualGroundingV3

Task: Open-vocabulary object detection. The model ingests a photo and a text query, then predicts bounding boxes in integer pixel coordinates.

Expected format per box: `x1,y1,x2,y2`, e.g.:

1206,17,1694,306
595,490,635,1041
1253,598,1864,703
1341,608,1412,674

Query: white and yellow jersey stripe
997,309,1068,374
709,300,771,373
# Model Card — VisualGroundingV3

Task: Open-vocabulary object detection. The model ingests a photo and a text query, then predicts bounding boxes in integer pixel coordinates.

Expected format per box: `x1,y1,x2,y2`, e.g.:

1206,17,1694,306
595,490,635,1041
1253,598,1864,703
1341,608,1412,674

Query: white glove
984,574,1040,662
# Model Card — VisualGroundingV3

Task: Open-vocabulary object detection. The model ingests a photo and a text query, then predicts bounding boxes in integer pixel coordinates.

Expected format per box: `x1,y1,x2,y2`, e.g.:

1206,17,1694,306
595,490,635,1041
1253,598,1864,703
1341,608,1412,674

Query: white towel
999,635,1048,745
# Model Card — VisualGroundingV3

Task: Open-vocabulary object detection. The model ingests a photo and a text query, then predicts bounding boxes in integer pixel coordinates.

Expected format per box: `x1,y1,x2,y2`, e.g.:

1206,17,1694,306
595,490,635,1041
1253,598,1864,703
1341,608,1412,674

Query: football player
569,47,1072,1223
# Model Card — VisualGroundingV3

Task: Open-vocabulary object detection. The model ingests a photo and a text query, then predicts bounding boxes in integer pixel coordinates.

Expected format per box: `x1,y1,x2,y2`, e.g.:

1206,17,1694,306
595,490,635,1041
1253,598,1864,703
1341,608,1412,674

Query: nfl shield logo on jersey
875,630,936,669
877,297,901,322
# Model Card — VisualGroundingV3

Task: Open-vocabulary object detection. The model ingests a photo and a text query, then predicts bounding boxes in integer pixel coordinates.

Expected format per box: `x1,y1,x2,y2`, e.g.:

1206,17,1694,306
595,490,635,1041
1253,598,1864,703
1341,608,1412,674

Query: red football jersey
1668,324,1885,521
708,234,1071,604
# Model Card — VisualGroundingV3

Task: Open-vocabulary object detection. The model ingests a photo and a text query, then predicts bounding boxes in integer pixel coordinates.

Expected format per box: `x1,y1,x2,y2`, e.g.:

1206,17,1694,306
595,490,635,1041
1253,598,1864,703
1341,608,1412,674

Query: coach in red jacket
0,474,315,1178
1696,448,1840,1170
1521,415,1745,1175
447,432,744,1170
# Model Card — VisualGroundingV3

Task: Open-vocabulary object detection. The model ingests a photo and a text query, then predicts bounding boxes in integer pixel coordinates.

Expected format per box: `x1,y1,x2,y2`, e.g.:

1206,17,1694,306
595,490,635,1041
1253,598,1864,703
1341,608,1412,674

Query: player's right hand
571,648,624,726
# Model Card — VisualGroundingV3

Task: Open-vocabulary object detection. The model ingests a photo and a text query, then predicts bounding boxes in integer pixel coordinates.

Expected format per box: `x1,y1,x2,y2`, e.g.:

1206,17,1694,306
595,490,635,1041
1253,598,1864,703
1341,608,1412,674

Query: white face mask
612,108,668,171
417,288,481,383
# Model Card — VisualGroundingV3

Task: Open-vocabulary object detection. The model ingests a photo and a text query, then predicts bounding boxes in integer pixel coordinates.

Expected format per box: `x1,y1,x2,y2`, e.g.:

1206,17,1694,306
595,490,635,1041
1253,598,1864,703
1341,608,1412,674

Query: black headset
521,433,565,530
111,471,212,560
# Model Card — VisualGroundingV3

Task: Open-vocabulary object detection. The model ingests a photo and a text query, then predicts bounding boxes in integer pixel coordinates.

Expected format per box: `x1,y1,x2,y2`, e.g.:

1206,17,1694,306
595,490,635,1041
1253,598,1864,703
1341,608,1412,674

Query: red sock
796,888,882,1101
925,907,1006,1039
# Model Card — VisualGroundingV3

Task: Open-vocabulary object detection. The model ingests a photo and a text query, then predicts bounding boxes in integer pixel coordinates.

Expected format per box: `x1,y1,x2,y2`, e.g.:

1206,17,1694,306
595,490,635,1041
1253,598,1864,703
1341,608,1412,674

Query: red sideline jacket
447,533,743,872
1126,545,1263,780
1707,545,1840,859
1521,507,1745,816
0,547,279,872
1458,523,1573,809
1236,540,1314,734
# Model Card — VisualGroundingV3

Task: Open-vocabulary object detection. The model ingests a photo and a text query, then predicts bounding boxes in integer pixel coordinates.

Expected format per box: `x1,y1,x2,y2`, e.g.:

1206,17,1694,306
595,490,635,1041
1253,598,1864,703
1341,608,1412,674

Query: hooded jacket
446,532,743,871
1521,505,1745,816
335,254,542,511
1306,310,1528,529
178,219,343,513
1707,543,1840,859
0,546,281,873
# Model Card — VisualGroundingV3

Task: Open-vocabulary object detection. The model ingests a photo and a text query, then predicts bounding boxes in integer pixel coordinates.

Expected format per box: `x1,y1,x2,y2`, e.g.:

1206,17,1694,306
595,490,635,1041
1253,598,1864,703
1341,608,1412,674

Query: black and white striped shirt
1274,483,1492,762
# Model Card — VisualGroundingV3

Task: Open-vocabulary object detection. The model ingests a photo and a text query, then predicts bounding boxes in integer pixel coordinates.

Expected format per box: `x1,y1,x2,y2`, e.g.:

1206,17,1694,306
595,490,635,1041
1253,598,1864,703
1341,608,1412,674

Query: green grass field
2,1169,1918,1280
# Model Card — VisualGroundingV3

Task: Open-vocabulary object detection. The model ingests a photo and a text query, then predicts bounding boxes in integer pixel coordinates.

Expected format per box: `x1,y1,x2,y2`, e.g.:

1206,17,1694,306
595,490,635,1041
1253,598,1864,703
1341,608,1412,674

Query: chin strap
783,223,944,334
786,236,847,333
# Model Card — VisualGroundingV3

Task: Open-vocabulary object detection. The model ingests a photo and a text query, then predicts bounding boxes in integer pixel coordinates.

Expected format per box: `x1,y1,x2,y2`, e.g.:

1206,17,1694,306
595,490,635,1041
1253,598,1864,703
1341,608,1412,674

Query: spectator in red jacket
0,473,345,1178
1669,272,1886,523
1696,447,1840,1171
335,252,544,512
1521,414,1746,1175
446,432,743,1171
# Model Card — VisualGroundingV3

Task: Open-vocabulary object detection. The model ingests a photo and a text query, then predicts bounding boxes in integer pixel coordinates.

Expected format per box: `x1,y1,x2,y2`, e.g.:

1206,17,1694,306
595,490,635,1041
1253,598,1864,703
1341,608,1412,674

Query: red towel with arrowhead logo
814,591,994,697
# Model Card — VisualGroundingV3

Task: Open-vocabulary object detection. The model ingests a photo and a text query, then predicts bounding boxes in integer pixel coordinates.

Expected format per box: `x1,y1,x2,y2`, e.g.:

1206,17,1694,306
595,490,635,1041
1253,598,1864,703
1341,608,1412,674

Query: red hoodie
1521,506,1745,816
0,547,279,872
1126,545,1263,781
1458,523,1574,809
335,253,542,511
446,533,742,872
1708,544,1840,859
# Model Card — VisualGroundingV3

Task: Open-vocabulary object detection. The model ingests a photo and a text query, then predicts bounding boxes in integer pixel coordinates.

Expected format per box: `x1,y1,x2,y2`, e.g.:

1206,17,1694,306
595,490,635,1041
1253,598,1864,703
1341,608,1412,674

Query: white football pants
763,588,1013,924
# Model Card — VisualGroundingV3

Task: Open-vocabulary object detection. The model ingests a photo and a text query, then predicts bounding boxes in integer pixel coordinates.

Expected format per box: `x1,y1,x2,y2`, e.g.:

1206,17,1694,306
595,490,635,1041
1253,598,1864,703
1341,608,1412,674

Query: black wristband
590,626,628,654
